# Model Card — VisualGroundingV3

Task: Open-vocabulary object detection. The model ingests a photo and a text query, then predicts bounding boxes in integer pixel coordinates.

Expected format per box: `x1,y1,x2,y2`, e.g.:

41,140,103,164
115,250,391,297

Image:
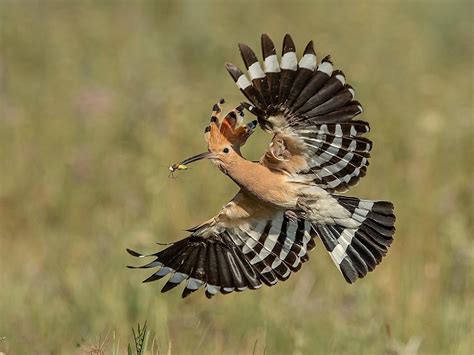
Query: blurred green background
0,0,472,354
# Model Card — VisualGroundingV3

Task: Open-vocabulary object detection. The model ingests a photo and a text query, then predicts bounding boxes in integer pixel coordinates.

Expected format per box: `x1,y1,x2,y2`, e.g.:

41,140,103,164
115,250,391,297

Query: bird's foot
295,198,314,218
284,210,300,223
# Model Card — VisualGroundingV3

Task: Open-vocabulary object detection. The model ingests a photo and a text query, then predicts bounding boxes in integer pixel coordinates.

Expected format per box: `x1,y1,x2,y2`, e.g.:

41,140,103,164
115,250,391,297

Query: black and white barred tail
127,213,317,298
314,196,395,283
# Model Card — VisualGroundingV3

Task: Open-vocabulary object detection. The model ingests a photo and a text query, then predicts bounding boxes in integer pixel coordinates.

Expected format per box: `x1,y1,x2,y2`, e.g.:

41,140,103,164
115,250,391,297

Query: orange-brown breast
224,158,301,209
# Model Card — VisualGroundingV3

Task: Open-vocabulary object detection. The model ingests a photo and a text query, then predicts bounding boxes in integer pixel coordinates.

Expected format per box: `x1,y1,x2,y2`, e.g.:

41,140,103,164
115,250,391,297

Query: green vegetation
0,1,472,354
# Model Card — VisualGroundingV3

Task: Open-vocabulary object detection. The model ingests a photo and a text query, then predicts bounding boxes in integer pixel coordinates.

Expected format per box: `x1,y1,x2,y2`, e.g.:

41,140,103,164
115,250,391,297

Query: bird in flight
128,34,396,298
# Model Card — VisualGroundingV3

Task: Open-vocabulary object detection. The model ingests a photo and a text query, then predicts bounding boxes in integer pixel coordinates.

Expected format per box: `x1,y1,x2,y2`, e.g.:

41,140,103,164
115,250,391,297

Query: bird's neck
221,156,297,208
220,155,256,186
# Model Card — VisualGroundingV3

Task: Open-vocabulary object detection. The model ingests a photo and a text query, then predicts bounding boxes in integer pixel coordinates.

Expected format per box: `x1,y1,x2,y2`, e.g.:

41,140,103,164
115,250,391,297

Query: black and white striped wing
226,34,371,192
127,210,318,298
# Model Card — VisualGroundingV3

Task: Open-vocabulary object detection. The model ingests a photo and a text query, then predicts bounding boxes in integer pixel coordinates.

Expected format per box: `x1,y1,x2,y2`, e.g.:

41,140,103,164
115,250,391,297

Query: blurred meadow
0,0,473,354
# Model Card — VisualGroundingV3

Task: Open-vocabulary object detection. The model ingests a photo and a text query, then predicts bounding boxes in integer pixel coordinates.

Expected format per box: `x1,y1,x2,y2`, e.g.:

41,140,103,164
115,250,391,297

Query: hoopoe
128,34,396,298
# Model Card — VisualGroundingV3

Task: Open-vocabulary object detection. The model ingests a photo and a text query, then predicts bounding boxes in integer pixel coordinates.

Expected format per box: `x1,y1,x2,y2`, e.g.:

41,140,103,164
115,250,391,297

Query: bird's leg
285,198,313,222
285,197,314,222
284,210,299,223
295,197,314,219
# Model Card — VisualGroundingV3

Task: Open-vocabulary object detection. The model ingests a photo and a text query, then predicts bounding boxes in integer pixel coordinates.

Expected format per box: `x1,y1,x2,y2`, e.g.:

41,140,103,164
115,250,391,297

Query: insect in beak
168,163,188,179
168,152,214,178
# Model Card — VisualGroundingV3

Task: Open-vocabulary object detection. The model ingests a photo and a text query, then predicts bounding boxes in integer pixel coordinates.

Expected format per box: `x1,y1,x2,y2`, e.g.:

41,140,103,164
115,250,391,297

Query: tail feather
367,209,395,226
346,244,369,277
315,196,395,283
361,219,395,239
355,228,387,260
350,237,377,271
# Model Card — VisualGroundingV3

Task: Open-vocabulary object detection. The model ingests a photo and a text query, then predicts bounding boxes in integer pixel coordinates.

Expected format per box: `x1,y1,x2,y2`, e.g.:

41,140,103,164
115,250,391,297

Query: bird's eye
223,148,229,153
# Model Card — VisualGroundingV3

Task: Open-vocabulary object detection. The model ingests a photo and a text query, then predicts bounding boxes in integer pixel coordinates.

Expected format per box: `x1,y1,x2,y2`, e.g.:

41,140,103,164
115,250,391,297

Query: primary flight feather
128,34,396,298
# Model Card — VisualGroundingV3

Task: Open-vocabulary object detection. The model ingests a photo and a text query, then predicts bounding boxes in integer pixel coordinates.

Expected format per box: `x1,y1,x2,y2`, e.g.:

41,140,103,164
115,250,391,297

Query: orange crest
205,101,257,150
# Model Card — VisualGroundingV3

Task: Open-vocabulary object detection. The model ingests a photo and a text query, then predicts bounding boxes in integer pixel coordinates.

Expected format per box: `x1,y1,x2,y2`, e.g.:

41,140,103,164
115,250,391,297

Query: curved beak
177,151,214,166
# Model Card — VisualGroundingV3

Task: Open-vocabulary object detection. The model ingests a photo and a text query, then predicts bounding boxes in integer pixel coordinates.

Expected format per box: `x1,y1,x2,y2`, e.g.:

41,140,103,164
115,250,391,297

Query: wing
225,34,372,192
127,191,318,298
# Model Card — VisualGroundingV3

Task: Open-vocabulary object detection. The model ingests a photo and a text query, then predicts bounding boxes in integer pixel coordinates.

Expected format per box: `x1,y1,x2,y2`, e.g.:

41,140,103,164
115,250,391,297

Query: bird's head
170,99,257,174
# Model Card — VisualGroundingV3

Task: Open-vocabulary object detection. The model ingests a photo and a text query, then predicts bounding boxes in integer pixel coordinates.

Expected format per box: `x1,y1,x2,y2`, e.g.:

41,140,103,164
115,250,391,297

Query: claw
284,210,299,223
296,198,314,218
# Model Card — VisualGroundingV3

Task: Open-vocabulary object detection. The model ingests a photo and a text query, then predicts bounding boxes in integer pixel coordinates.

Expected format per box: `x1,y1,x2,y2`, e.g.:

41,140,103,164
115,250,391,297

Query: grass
0,0,472,354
